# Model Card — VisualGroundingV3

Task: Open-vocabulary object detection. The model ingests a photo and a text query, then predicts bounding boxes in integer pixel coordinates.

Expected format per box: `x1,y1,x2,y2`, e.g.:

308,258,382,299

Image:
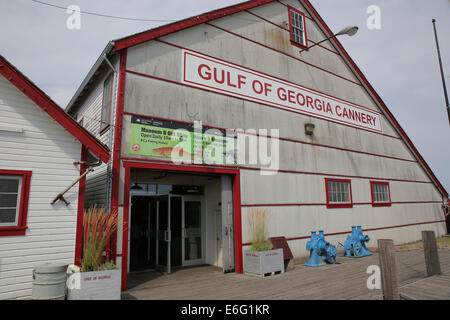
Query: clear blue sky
1,0,448,193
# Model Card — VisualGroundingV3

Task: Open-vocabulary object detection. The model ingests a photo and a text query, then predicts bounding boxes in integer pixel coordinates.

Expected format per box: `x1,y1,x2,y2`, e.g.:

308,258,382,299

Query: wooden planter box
67,269,121,300
244,248,284,277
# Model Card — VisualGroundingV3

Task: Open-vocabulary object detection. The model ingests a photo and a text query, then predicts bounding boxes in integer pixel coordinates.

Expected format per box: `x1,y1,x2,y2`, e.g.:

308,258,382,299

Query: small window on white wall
0,170,32,236
100,74,113,133
288,7,308,48
370,181,391,207
325,178,353,208
0,176,22,226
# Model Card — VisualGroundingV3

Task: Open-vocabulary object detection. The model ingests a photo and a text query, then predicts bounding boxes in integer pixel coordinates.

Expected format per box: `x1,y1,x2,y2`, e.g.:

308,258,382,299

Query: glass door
155,195,170,273
155,195,183,274
182,196,204,266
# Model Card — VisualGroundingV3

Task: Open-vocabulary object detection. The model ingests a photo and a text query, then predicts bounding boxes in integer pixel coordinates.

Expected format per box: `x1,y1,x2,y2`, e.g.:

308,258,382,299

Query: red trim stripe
0,56,110,163
114,0,277,51
244,9,339,55
156,39,384,116
205,22,362,86
123,111,413,163
74,145,88,265
241,200,442,207
302,0,448,198
242,219,446,245
111,49,128,263
119,156,432,185
121,166,130,290
126,69,401,140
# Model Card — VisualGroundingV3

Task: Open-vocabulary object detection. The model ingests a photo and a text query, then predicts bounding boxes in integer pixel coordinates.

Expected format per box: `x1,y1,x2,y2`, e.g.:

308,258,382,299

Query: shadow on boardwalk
122,249,450,300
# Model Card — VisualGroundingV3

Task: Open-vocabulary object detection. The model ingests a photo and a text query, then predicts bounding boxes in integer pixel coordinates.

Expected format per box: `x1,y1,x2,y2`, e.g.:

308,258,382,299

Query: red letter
264,83,272,96
264,82,272,97
198,64,211,80
213,68,225,84
252,80,264,94
227,71,237,88
360,113,367,124
335,105,342,116
277,87,287,101
237,75,247,89
296,93,305,106
342,107,348,119
306,96,313,108
314,99,322,111
288,90,295,104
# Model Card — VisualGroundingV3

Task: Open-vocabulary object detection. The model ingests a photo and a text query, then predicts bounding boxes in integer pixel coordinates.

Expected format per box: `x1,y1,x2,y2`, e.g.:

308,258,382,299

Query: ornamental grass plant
81,205,119,272
248,208,273,252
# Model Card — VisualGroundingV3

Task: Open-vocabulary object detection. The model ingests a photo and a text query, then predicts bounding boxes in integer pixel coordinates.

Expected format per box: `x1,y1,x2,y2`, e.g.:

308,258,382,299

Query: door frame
128,193,158,273
182,195,206,267
121,161,242,291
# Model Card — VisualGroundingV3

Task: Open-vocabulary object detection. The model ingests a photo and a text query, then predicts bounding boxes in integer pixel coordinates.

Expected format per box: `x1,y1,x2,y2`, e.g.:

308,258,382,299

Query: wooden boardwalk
400,272,450,300
122,249,450,300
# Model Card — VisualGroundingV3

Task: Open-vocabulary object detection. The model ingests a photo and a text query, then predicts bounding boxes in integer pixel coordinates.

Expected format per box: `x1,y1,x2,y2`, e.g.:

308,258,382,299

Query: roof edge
0,55,110,163
113,0,275,51
65,41,115,113
302,0,448,199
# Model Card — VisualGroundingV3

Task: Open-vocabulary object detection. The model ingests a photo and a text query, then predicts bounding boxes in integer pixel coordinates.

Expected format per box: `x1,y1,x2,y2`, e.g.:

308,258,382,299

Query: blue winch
343,226,372,257
304,230,337,267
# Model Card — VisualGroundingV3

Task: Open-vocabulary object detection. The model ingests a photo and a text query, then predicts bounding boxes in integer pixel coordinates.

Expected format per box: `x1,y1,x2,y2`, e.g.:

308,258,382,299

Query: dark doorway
130,196,157,271
170,196,182,267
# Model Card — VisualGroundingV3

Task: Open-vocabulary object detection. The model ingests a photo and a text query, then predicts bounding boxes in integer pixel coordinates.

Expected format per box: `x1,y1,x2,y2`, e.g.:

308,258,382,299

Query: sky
0,0,449,192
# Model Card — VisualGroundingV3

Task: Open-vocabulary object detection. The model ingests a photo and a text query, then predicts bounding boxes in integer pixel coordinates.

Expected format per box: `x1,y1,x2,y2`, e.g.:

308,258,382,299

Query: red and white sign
181,50,382,133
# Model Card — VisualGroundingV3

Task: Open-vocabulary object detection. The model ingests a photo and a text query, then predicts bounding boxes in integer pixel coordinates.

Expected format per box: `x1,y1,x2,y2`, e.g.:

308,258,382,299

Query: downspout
104,52,118,214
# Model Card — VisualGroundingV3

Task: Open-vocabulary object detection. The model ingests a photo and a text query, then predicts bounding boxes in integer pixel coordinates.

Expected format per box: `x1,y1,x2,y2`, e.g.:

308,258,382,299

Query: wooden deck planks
123,249,450,300
399,273,450,300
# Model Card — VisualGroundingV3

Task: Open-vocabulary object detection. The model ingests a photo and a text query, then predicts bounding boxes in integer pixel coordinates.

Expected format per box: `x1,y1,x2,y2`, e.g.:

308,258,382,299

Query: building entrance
130,191,205,273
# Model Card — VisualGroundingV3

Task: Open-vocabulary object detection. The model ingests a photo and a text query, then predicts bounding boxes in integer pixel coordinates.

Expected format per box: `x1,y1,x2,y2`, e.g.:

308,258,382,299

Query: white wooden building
0,55,110,299
65,0,449,291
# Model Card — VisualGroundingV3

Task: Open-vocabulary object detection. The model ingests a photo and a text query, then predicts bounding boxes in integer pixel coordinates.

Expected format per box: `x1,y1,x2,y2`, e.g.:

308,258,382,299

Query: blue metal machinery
304,230,338,267
343,226,372,257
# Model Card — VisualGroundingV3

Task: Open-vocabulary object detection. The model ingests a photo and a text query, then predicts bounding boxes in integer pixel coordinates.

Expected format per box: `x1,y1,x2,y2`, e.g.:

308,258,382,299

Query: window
100,74,113,133
288,7,308,48
325,178,353,208
370,181,391,207
0,170,32,236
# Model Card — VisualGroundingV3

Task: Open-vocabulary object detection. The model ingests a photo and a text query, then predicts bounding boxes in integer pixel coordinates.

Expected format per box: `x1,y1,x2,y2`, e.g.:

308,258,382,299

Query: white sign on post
181,49,382,133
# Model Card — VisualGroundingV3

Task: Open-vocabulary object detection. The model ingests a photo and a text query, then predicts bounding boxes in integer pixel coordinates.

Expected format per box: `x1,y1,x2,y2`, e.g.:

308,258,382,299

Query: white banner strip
181,50,382,133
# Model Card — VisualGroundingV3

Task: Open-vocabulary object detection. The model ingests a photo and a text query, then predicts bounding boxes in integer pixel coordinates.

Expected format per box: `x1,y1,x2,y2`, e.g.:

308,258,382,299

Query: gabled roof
67,0,447,198
114,0,276,51
0,55,110,163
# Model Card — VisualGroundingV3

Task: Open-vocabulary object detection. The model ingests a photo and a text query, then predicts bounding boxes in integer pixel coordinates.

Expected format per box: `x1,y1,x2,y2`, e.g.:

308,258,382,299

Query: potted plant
67,206,121,300
243,209,284,277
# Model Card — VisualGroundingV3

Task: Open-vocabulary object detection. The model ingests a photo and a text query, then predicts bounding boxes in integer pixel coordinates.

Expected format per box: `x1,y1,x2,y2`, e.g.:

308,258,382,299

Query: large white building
64,0,449,290
0,55,110,299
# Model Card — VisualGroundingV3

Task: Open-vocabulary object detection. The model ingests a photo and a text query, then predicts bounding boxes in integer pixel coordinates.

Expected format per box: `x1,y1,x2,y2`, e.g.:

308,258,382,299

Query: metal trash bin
32,263,68,300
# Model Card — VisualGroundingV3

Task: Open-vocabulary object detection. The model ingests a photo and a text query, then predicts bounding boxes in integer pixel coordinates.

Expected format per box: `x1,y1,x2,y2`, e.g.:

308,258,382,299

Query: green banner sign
129,116,236,164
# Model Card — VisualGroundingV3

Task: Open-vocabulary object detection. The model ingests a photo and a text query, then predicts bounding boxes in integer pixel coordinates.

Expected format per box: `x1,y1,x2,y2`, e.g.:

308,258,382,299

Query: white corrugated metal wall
119,0,446,260
0,75,82,299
